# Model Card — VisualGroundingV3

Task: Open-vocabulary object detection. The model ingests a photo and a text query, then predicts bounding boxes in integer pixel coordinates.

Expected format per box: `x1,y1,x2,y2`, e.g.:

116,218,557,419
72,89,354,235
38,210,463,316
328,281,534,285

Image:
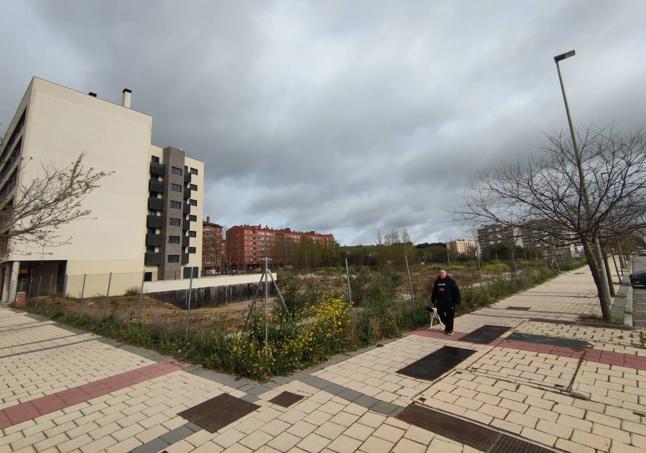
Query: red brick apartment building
225,225,334,269
202,217,225,274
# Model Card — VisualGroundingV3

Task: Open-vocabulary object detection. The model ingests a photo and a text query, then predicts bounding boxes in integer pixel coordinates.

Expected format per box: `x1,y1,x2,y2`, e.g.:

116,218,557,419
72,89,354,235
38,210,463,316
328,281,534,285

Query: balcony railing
183,188,191,199
181,253,189,265
149,179,164,193
148,197,163,211
144,252,161,266
182,219,190,231
183,204,190,215
147,215,163,228
182,236,189,247
146,233,163,246
150,161,165,176
184,172,191,183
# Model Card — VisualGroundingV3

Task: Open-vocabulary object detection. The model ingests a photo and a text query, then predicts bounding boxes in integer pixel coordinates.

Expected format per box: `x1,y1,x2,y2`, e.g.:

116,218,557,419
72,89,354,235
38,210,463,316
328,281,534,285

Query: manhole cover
459,325,511,344
269,391,305,408
507,332,587,350
398,346,476,381
178,393,259,433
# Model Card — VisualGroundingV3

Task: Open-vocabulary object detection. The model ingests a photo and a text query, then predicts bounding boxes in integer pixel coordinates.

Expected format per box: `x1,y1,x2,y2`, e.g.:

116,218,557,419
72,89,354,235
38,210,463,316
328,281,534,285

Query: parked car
630,271,646,287
638,249,646,256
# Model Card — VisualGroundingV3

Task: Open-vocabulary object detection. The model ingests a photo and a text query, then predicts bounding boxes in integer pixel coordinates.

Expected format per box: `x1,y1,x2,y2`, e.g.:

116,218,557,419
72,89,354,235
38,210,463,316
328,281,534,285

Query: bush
124,287,141,296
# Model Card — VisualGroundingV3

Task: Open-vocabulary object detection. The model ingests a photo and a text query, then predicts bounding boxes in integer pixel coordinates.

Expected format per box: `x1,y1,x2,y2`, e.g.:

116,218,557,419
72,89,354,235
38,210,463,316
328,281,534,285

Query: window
170,200,182,209
171,166,183,175
144,272,153,282
168,255,179,263
151,156,160,163
189,215,197,221
171,184,182,192
190,184,197,191
190,168,198,175
189,247,196,254
146,246,156,253
169,236,180,244
189,199,197,206
169,218,181,226
189,231,197,238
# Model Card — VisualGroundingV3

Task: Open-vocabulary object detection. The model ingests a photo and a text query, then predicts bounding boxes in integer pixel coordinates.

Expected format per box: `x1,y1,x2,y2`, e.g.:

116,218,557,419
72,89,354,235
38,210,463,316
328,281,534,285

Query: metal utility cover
459,325,511,344
398,346,476,381
506,306,531,311
269,391,305,408
507,332,587,350
397,404,555,452
178,393,259,433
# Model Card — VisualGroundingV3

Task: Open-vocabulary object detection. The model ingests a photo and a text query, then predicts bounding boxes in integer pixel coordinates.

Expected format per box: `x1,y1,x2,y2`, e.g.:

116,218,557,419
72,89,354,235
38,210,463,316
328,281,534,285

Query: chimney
88,92,97,97
122,88,132,108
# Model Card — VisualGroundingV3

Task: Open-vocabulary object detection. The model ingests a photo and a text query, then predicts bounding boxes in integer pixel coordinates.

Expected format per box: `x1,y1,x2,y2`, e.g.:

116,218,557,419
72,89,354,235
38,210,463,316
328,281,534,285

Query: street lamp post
553,50,612,317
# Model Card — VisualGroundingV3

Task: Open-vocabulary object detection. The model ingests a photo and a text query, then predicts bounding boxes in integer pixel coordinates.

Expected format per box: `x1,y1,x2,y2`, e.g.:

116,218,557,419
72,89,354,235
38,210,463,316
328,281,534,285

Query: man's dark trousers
437,304,454,333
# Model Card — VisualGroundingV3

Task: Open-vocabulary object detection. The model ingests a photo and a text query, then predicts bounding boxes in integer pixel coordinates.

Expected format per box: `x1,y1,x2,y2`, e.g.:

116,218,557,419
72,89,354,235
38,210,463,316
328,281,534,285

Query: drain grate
269,391,305,408
506,306,531,311
488,433,555,452
397,404,555,452
459,325,510,344
398,346,476,381
507,332,587,350
178,393,259,433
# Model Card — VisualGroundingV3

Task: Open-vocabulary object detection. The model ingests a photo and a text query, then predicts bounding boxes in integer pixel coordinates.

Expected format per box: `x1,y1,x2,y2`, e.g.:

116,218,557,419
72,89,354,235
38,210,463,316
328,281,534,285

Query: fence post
405,254,415,303
345,258,352,305
477,253,483,287
27,275,33,300
48,274,54,296
264,257,269,352
185,271,194,340
36,275,42,298
511,251,518,280
137,271,145,324
106,272,112,297
495,253,501,276
80,274,87,301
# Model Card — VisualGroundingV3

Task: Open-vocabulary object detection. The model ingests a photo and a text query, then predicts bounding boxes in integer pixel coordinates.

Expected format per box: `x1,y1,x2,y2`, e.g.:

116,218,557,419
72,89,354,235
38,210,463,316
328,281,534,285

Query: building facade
477,224,521,250
0,77,204,303
447,239,479,257
225,225,334,269
202,217,225,274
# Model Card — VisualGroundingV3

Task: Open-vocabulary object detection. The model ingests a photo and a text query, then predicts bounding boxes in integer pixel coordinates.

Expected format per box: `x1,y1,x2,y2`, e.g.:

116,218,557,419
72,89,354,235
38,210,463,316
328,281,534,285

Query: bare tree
0,153,111,255
459,128,646,320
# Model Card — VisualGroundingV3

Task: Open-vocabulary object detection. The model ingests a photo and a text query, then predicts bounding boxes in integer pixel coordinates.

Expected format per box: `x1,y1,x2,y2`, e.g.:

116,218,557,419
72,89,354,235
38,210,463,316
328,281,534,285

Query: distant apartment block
477,224,521,250
202,217,225,274
447,239,479,256
477,220,576,257
226,225,334,269
0,77,203,303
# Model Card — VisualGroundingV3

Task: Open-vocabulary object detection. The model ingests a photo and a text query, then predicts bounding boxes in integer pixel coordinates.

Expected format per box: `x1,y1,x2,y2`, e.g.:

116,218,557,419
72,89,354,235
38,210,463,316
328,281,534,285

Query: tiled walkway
0,268,644,452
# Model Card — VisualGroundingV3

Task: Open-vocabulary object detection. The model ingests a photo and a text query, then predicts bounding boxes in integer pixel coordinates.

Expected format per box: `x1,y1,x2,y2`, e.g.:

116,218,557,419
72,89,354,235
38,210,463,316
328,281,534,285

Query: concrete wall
142,273,273,294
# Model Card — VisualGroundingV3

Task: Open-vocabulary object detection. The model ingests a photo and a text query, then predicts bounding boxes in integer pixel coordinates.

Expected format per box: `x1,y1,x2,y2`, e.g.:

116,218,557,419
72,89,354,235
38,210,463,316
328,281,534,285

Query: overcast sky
2,1,645,245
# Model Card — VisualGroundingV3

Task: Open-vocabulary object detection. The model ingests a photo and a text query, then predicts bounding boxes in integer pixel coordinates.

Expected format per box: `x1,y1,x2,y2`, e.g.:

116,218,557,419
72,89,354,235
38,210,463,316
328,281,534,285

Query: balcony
144,252,161,266
183,188,191,199
183,204,190,215
182,219,190,231
149,179,164,193
184,172,191,183
146,215,163,228
146,233,163,246
182,236,189,247
148,197,163,211
150,161,165,176
181,253,189,265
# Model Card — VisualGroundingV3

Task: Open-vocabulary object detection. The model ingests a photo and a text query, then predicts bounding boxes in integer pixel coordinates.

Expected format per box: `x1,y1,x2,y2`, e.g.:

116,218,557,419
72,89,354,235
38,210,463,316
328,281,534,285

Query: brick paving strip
0,359,188,429
413,328,646,370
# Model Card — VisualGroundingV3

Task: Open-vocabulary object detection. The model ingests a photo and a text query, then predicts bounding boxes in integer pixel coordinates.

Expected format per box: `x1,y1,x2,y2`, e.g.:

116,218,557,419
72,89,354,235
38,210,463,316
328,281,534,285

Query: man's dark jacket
431,276,461,307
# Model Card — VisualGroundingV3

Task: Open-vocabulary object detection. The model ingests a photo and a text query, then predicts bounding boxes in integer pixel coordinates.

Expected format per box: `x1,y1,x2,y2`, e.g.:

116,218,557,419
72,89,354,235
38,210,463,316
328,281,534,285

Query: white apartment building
447,239,480,257
0,77,204,303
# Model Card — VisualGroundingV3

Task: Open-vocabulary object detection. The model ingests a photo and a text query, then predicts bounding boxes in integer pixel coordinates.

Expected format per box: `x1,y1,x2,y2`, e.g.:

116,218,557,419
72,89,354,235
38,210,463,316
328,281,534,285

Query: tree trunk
582,240,611,321
600,245,616,296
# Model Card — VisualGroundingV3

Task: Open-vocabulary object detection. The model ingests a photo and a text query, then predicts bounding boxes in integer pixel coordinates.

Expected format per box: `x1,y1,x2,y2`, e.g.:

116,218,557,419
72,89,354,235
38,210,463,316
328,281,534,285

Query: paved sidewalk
0,268,644,452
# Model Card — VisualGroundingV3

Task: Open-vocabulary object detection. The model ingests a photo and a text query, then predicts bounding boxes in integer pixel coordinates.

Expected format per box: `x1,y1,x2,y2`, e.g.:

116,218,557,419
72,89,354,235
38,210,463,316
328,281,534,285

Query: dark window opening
171,166,183,176
189,199,197,206
144,272,153,282
189,247,196,254
151,156,160,163
171,183,182,192
189,215,197,221
170,200,182,209
168,255,179,263
169,236,180,244
190,168,198,175
169,218,181,226
189,231,197,238
189,184,197,191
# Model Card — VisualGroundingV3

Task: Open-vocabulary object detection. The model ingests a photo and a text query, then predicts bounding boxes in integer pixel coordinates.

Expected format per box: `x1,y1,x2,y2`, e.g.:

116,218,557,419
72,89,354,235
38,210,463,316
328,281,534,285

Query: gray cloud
2,0,646,244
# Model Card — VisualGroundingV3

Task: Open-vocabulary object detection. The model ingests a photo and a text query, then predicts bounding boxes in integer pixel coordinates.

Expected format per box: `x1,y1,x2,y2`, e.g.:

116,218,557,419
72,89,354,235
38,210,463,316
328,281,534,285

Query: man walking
431,269,461,335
